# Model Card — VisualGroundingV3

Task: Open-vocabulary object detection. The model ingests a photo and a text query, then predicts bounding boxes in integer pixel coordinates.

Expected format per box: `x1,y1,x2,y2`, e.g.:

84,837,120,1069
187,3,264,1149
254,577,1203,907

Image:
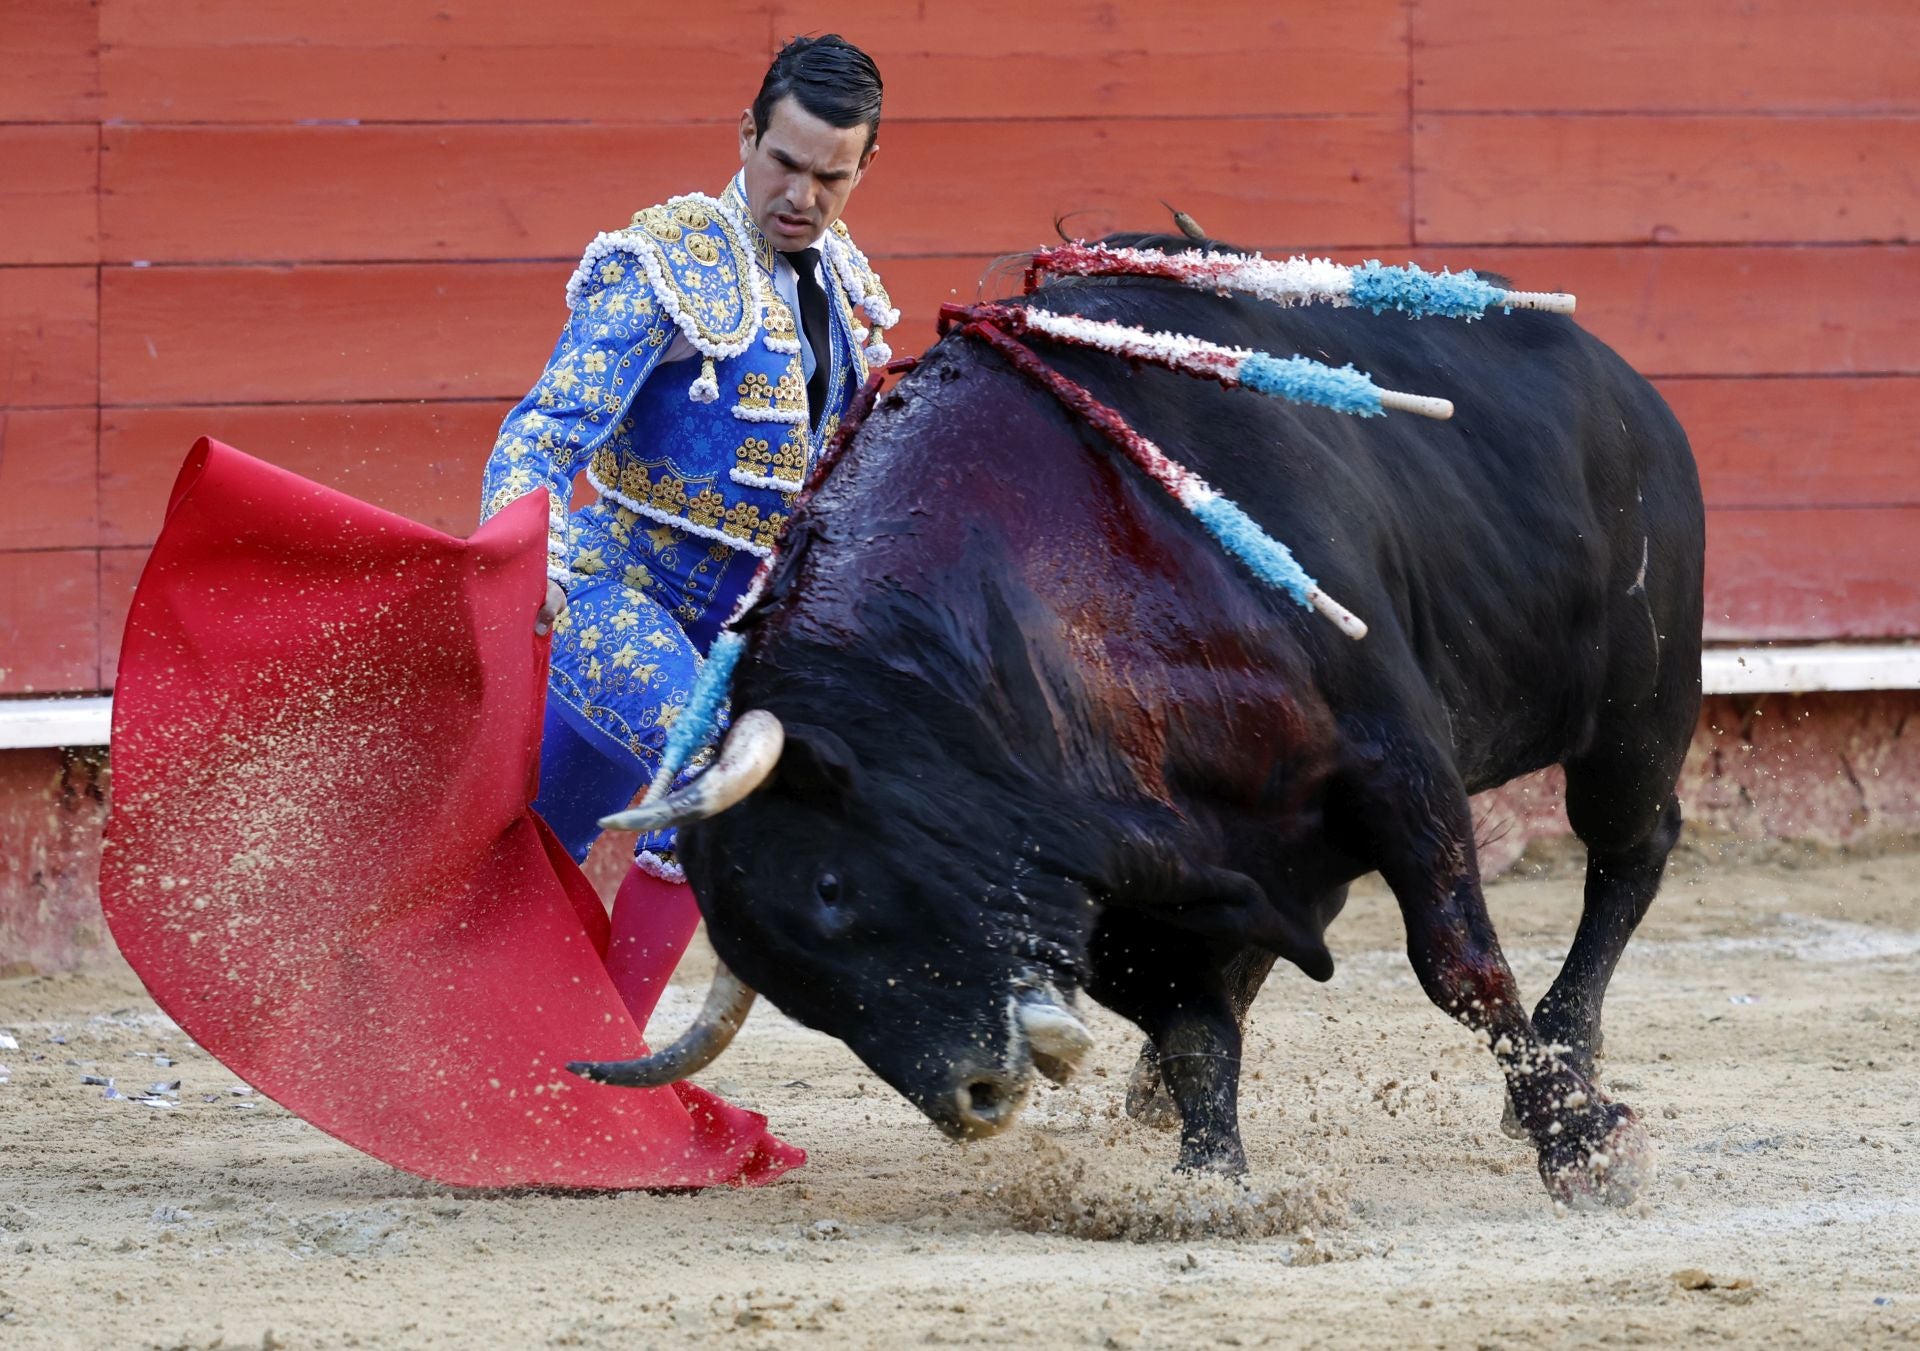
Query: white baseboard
2,644,1915,749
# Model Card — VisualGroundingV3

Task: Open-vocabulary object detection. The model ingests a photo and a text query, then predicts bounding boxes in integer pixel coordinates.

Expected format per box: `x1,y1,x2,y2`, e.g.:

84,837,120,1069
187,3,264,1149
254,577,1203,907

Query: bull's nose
951,1069,1024,1138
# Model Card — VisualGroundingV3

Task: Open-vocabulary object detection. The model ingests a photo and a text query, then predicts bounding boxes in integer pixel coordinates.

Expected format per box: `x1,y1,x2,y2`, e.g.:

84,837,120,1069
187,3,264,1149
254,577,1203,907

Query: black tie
783,248,830,432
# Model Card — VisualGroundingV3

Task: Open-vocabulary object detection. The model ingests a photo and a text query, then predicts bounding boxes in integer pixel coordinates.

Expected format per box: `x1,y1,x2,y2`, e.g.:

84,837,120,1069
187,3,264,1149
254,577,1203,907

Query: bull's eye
812,871,853,939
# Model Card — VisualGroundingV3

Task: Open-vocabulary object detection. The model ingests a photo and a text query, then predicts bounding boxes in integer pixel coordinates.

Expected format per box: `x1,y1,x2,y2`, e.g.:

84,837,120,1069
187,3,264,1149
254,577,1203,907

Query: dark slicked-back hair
751,34,884,156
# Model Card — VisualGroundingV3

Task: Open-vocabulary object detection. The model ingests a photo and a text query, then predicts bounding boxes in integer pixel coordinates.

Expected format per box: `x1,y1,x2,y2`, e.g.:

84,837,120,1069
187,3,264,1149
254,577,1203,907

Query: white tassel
689,356,720,404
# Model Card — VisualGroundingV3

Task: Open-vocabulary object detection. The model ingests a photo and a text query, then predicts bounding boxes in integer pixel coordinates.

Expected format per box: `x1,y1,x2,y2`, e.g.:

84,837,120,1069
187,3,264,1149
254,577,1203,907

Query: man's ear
773,722,861,808
738,107,757,162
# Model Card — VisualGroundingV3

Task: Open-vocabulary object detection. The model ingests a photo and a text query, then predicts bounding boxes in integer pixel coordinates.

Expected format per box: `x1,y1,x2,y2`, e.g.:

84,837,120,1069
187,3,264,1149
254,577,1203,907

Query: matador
478,34,896,1012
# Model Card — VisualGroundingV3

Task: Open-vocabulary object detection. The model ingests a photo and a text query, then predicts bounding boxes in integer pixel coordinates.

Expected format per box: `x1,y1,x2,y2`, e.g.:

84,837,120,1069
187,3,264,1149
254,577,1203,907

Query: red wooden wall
3,0,1916,695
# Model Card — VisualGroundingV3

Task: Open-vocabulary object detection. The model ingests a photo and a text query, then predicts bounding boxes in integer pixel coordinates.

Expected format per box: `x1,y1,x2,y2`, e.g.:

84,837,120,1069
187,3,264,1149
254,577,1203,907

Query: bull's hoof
1500,1092,1527,1141
1538,1103,1654,1210
1175,1140,1249,1178
1123,1044,1180,1132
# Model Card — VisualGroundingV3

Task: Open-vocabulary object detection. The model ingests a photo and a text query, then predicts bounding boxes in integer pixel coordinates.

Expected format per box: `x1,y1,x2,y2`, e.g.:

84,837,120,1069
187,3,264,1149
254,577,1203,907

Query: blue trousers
531,698,647,866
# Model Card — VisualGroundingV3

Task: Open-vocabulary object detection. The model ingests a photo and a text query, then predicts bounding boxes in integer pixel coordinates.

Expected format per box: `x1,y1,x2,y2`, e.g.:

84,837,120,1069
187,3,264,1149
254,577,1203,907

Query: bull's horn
1019,1000,1094,1083
566,963,758,1088
598,710,785,833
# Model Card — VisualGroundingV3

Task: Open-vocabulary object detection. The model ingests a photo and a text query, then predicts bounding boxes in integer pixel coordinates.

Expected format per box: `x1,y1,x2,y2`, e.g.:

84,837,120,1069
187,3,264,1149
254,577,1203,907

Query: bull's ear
1122,860,1336,983
774,722,861,807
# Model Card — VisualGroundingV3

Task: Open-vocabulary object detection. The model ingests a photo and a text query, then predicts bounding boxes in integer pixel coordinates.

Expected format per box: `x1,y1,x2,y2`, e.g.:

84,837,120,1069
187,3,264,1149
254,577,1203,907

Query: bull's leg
1090,916,1249,1174
1368,759,1652,1208
1547,517,1702,1069
1153,1004,1248,1175
1499,667,1695,1137
1500,796,1682,1140
1127,942,1285,1130
1534,791,1683,1077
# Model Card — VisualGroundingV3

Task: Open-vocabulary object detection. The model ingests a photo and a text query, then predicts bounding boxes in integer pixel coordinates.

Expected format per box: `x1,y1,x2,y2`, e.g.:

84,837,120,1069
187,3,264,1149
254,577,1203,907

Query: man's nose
787,174,817,213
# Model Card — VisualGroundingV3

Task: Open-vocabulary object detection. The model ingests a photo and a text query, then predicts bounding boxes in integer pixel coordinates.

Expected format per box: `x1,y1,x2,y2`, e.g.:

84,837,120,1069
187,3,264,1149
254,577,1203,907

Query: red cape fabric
101,439,802,1189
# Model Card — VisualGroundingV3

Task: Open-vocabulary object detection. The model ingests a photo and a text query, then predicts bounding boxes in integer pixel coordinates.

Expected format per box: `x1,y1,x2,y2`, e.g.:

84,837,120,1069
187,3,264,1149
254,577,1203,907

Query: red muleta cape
100,439,803,1188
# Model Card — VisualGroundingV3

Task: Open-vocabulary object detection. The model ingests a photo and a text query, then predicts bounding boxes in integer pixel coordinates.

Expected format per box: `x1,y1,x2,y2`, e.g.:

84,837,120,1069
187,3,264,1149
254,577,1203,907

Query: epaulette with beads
565,194,764,405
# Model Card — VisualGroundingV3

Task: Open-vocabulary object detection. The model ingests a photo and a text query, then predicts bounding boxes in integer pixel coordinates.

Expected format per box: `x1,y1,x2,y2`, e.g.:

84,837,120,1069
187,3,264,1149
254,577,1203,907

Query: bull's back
799,277,1701,798
1036,279,1705,785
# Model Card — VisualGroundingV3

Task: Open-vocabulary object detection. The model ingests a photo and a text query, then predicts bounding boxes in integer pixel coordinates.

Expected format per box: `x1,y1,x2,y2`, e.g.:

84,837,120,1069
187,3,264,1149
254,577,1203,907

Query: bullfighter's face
679,723,1096,1142
737,95,875,253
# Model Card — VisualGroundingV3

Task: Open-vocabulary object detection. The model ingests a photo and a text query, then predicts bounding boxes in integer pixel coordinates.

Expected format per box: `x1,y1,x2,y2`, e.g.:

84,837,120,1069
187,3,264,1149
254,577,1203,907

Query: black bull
601,238,1704,1208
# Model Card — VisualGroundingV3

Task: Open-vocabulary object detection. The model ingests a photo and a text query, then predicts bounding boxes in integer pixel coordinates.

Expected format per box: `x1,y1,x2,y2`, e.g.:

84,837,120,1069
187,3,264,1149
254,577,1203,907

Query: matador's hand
536,579,568,636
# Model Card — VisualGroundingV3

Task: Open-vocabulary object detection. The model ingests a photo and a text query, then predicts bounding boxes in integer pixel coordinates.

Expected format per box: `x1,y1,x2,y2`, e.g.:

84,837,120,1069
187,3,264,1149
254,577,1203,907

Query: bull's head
568,710,1100,1140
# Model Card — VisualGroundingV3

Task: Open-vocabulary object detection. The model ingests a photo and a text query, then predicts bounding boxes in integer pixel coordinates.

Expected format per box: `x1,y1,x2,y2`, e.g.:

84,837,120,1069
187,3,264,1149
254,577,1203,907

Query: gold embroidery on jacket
734,435,775,478
735,372,774,411
762,297,799,349
772,369,807,417
591,446,790,552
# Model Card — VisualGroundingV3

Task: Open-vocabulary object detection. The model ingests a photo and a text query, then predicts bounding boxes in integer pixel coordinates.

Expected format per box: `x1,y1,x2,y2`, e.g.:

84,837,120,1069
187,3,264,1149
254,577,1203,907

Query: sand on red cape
100,438,803,1189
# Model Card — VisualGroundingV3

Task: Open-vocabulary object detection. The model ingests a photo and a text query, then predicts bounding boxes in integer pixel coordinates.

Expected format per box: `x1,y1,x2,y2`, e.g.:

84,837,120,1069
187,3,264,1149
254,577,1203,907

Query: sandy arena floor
2,842,1917,1349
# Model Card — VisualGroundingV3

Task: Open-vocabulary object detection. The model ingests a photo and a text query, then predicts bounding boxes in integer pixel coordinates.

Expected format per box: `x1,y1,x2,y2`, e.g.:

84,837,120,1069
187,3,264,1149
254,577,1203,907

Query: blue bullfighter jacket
479,173,895,853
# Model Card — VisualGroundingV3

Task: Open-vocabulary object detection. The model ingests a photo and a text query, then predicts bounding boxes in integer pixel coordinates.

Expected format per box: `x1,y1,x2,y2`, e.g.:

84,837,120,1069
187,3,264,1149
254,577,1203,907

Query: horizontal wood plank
0,410,98,550
98,0,1404,122
100,262,568,405
948,245,1920,381
100,117,1408,263
1662,377,1920,510
93,447,1920,653
1397,245,1920,378
97,255,1016,405
0,549,100,693
97,245,1920,409
0,0,101,121
1414,115,1920,245
1413,0,1920,113
100,403,504,547
876,118,1407,256
830,0,1408,118
99,0,768,123
99,388,1920,550
0,266,97,408
1707,507,1920,641
93,397,1920,539
0,125,98,265
82,496,1920,683
100,125,717,264
99,0,763,43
